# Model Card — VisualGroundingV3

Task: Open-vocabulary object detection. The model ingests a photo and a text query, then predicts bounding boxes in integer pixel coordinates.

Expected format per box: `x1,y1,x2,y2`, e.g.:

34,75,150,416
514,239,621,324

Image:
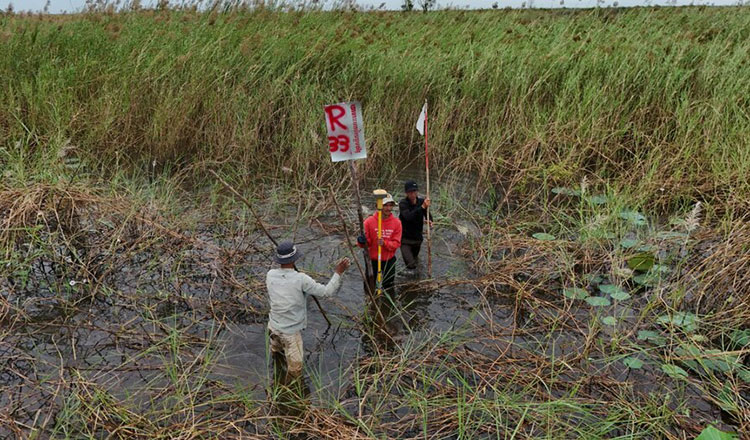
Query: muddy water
1,167,738,436
213,165,491,395
213,221,482,397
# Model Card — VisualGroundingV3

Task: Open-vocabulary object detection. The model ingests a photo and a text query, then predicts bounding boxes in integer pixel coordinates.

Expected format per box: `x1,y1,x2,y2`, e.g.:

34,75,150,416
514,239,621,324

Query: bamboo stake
329,188,388,326
348,161,373,287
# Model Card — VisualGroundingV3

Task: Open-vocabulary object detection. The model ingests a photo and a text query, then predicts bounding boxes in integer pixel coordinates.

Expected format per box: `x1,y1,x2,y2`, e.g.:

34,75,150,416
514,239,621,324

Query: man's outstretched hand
335,258,351,274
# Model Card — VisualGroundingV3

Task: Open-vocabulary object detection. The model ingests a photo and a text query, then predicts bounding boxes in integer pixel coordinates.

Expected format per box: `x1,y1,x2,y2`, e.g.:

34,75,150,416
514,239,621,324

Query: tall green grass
2,6,750,439
2,7,749,210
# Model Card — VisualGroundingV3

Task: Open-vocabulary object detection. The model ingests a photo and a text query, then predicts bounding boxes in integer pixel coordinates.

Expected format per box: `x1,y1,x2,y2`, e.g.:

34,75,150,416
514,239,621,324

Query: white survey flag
415,102,427,136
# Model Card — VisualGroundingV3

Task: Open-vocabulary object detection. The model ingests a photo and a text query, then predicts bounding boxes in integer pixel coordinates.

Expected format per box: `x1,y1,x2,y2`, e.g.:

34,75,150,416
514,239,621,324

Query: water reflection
361,271,437,352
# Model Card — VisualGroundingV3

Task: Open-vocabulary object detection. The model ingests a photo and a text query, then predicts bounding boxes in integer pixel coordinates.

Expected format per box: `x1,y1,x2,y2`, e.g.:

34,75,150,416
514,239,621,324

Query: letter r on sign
324,105,348,132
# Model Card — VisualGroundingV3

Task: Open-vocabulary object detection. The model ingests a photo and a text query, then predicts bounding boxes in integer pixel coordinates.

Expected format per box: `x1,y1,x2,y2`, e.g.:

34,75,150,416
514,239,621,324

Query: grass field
1,4,749,439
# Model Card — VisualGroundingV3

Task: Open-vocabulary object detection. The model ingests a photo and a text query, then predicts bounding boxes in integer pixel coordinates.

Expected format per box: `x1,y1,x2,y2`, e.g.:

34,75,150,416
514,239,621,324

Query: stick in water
329,188,387,326
424,100,433,278
209,169,332,327
348,161,373,285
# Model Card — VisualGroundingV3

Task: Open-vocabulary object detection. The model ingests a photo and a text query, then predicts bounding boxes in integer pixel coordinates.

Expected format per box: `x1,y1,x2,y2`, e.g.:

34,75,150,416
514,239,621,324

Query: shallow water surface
213,221,479,398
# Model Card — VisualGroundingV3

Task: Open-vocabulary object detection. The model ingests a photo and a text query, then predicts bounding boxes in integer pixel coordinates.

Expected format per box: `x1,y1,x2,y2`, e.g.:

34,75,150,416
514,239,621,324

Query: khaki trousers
269,327,304,377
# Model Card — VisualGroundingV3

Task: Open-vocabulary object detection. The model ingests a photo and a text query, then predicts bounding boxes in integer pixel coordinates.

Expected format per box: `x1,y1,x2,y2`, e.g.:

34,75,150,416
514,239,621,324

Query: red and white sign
323,101,367,162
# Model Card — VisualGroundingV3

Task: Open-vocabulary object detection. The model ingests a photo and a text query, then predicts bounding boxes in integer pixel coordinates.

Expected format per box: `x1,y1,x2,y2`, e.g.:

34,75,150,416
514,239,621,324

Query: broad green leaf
583,273,604,284
657,312,699,332
674,344,703,372
627,253,655,271
633,273,659,287
729,329,750,349
563,288,588,300
585,296,611,307
703,349,740,373
676,344,742,375
599,284,630,300
651,264,671,274
737,367,750,383
533,232,556,241
695,425,739,440
637,330,665,344
619,211,647,226
623,357,643,369
619,238,638,249
551,187,581,196
717,383,740,413
637,330,659,340
601,316,617,326
661,364,688,379
611,290,631,301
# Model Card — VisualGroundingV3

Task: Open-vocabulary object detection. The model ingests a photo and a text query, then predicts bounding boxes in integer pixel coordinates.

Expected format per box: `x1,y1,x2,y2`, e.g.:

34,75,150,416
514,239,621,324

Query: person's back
265,241,350,386
266,264,347,334
266,268,311,334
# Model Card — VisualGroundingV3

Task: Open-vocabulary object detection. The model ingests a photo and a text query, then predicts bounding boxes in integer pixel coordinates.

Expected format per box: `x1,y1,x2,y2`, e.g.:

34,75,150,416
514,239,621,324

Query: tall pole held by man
373,189,387,295
416,101,433,277
323,101,372,292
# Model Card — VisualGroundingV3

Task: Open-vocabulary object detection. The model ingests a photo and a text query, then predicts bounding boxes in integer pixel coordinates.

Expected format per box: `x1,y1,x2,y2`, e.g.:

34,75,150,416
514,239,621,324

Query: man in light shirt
266,241,350,387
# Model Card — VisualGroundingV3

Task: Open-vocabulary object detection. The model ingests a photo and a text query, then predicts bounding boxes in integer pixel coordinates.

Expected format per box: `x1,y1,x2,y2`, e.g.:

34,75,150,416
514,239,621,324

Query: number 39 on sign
323,101,367,162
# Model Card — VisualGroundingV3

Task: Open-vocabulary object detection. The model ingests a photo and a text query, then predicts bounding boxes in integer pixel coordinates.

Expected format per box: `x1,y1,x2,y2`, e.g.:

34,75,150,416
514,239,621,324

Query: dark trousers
401,239,422,269
371,257,396,295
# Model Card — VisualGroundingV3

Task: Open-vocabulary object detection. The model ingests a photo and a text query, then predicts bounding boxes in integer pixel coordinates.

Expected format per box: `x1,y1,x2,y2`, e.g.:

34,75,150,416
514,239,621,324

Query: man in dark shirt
398,180,431,274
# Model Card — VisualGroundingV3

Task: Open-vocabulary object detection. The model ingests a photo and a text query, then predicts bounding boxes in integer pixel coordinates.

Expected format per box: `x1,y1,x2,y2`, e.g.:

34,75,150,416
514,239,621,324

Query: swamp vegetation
1,4,749,438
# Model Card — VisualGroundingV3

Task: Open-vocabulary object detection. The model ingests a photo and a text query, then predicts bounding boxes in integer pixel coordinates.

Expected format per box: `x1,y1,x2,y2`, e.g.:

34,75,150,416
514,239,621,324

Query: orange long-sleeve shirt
358,213,402,260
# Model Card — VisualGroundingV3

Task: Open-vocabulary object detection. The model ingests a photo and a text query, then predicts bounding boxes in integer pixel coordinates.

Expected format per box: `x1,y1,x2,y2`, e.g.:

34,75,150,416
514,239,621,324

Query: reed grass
2,5,749,208
2,3,749,439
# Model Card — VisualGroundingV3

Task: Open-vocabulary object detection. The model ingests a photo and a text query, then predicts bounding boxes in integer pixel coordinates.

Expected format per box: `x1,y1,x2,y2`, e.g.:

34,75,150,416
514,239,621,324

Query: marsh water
213,168,489,397
214,222,482,393
0,168,738,436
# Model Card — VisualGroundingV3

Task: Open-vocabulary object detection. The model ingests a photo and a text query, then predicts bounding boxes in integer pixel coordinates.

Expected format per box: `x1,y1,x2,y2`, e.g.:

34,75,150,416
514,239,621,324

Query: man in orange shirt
357,193,402,296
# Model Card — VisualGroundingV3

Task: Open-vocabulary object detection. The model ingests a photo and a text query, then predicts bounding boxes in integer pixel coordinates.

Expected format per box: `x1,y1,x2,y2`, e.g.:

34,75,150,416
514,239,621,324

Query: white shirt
266,268,342,334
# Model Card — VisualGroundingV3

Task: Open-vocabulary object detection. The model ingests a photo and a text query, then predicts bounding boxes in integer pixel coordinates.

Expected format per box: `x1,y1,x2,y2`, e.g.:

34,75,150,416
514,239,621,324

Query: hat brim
274,250,303,264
